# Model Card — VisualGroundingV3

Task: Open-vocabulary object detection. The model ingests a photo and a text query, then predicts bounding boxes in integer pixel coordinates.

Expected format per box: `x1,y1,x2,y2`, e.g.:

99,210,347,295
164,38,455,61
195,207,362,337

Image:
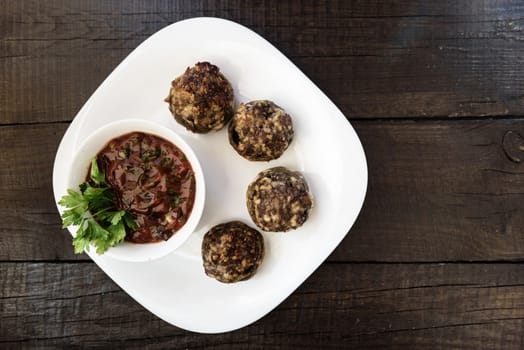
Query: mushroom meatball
165,62,234,133
228,100,294,161
202,221,265,283
246,167,313,232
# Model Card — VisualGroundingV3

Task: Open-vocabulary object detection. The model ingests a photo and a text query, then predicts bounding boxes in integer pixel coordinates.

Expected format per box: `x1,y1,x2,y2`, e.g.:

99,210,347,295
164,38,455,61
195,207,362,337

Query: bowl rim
63,118,206,262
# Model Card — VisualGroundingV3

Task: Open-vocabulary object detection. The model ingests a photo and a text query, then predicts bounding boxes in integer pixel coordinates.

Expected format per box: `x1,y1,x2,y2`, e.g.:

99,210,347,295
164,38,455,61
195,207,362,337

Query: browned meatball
228,100,294,161
246,167,313,232
202,221,265,283
165,62,234,133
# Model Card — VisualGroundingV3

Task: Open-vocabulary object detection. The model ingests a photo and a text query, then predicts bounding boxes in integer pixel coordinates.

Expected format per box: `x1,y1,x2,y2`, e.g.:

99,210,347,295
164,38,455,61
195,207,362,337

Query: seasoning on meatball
246,167,313,232
228,100,294,161
202,221,265,283
165,62,234,133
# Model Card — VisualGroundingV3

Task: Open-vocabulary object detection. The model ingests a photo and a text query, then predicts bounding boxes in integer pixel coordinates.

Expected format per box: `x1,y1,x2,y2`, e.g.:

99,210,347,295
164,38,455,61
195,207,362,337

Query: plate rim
52,16,368,333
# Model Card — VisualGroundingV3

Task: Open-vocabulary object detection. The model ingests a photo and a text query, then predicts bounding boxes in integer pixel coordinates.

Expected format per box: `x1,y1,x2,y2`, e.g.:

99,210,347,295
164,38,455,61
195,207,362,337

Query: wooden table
2,1,524,348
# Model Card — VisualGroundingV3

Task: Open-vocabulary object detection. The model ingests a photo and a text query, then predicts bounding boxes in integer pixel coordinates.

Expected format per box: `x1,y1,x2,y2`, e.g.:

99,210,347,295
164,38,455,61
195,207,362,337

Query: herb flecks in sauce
98,132,196,243
59,132,196,254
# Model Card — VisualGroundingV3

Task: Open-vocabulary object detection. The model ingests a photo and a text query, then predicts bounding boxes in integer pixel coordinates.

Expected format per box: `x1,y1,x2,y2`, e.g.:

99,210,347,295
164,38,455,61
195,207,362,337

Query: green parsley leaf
90,157,106,185
106,220,127,247
123,212,138,230
95,210,126,226
58,156,137,255
83,184,113,211
58,189,88,228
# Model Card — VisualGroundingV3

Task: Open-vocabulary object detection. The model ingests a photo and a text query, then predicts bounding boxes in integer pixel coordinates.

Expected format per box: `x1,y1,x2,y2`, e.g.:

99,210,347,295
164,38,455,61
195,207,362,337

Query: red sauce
97,132,196,243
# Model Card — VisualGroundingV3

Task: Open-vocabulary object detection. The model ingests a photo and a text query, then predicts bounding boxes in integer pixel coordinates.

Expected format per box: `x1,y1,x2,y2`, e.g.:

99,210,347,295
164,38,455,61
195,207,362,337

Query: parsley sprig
58,157,137,254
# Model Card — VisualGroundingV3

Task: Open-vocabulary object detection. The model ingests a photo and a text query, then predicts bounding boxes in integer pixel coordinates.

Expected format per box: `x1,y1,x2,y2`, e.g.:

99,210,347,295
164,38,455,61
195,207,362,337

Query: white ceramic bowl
64,118,206,262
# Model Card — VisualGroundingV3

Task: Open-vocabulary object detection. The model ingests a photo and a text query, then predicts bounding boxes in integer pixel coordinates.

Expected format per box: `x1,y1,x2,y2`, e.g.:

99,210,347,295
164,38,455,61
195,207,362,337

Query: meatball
165,62,234,133
228,100,294,161
202,221,265,283
246,167,313,232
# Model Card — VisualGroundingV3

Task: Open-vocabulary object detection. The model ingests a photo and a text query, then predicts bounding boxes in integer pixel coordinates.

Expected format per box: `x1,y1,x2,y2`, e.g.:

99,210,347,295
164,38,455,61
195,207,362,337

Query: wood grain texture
2,262,524,349
0,122,85,261
338,118,524,262
1,0,523,124
2,1,524,348
1,119,523,261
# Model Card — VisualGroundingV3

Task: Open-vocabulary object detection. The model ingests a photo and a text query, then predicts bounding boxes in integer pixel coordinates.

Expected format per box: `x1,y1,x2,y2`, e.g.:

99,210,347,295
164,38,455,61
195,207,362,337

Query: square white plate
53,17,367,333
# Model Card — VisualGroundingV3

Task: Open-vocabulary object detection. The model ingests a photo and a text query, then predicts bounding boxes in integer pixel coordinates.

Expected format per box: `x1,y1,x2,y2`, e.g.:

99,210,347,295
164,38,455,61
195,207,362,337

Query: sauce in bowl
97,131,196,243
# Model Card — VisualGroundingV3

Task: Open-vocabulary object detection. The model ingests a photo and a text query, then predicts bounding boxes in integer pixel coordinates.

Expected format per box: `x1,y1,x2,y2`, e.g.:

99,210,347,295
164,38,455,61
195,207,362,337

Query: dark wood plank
337,118,524,262
0,122,86,261
2,262,524,349
2,120,523,261
2,0,523,124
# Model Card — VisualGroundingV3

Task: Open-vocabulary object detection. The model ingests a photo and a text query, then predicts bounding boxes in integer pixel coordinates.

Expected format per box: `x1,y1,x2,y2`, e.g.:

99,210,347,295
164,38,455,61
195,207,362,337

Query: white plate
66,119,206,262
53,17,368,333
